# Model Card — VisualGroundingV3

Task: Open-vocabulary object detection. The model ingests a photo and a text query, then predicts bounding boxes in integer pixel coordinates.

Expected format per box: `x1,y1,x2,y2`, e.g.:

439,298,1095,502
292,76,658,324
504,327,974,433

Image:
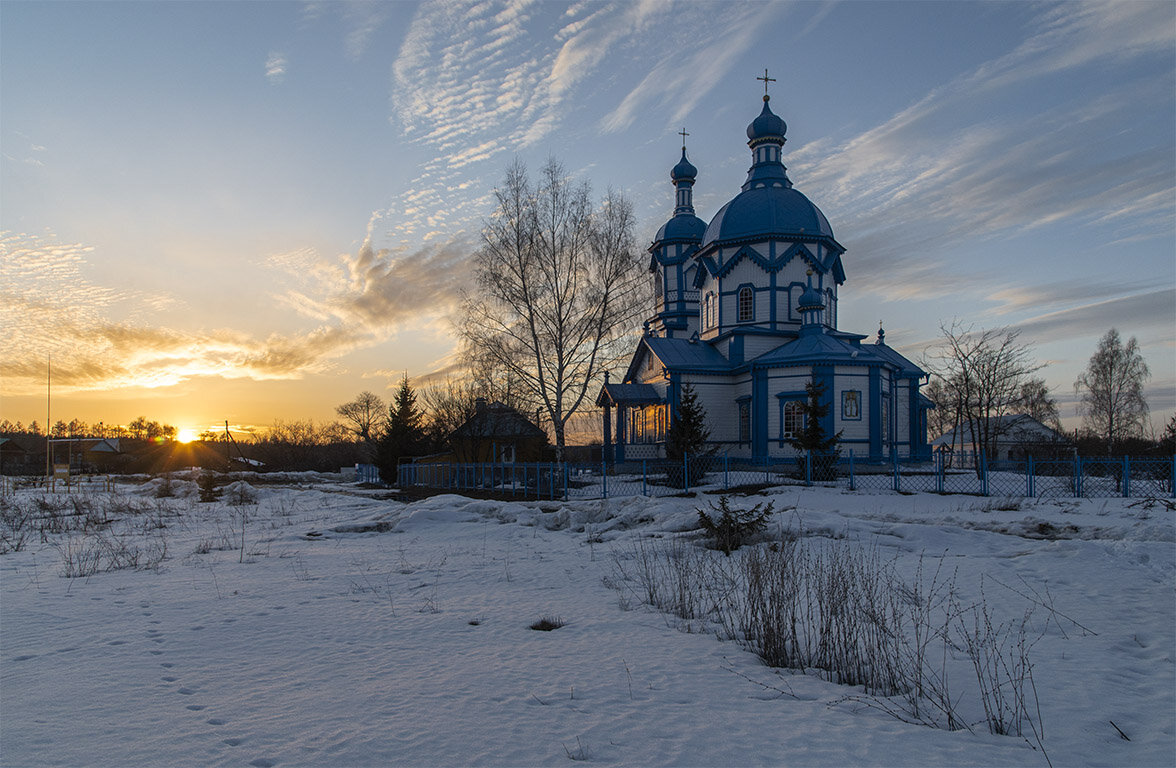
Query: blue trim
815,366,835,444
869,368,882,460
753,368,768,458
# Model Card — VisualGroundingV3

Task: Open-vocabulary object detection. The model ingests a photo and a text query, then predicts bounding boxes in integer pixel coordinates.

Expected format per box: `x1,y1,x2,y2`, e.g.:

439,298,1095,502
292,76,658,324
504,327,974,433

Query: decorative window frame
736,397,752,444
737,284,755,323
782,400,805,441
842,389,861,421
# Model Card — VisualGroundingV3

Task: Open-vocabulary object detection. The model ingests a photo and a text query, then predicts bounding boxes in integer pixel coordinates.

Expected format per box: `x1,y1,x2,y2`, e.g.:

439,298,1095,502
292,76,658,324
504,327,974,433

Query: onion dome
671,148,697,182
746,96,786,145
798,283,825,312
654,144,705,244
702,94,834,247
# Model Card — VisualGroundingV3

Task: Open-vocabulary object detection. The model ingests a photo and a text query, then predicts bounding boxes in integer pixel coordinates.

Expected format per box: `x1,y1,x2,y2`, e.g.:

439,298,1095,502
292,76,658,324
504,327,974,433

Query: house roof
450,402,546,441
597,383,661,407
931,414,1073,447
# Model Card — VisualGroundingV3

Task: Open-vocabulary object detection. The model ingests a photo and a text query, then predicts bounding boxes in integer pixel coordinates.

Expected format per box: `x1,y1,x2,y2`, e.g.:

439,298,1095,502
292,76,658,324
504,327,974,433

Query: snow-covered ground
2,475,1173,767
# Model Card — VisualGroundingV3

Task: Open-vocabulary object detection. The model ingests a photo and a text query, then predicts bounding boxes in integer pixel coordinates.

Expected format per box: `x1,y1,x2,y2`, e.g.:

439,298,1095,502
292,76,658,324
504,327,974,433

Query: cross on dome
678,127,689,150
757,68,776,101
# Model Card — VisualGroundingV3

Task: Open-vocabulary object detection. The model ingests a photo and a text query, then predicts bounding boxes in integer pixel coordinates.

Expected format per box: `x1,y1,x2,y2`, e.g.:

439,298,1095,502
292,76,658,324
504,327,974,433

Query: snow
1,476,1173,767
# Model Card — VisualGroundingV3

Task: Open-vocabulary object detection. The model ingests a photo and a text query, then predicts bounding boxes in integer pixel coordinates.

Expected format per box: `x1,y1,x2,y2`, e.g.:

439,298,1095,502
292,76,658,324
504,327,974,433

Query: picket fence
393,452,1175,502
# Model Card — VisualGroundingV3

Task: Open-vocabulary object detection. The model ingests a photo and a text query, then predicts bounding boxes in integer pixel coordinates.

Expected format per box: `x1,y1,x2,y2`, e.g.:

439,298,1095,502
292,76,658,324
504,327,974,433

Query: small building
931,414,1075,462
449,400,549,463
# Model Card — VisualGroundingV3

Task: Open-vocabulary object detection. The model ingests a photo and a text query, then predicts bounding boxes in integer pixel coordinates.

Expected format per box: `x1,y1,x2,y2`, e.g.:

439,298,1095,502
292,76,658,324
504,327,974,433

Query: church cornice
692,242,846,285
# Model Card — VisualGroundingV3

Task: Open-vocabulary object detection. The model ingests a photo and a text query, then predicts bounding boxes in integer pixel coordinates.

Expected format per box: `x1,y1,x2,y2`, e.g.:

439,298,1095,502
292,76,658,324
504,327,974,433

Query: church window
783,401,805,440
704,291,716,329
654,272,664,309
738,286,754,322
738,400,751,443
842,390,860,420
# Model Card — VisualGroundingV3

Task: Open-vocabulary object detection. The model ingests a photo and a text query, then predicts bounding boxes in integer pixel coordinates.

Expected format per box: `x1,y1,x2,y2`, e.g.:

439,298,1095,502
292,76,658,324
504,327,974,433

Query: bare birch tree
1075,328,1150,453
924,322,1043,470
335,391,385,447
459,159,645,461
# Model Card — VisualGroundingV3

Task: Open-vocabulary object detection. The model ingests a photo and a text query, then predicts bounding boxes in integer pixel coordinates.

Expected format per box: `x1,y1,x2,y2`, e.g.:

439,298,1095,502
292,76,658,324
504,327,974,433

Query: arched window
738,286,754,322
704,291,715,329
654,272,664,309
783,401,805,440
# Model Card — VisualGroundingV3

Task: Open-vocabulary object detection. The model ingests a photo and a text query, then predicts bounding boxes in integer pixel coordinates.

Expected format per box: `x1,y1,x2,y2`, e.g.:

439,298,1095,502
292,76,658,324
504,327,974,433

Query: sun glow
176,428,198,443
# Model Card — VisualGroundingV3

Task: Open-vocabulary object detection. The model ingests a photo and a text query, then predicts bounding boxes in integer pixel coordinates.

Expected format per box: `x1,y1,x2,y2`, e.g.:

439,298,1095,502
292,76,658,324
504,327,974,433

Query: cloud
1012,288,1175,344
265,52,287,83
789,2,1174,298
0,228,469,398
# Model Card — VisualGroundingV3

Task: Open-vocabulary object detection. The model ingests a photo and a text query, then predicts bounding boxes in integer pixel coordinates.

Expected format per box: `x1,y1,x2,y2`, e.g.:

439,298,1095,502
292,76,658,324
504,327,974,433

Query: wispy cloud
265,52,287,83
0,228,469,397
789,2,1174,298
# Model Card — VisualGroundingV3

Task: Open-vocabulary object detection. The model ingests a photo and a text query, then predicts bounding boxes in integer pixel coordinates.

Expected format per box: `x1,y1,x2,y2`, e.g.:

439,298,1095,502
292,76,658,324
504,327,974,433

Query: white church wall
744,336,784,360
834,368,871,444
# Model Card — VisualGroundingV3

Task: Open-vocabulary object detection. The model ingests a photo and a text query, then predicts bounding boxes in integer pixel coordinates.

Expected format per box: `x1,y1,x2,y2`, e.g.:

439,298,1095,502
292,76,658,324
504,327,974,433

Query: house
931,414,1075,462
599,83,932,464
449,399,549,463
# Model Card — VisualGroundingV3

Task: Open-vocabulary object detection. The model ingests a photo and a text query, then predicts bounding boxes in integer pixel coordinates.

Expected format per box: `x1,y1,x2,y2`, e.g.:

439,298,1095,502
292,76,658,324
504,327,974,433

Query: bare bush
608,529,1046,738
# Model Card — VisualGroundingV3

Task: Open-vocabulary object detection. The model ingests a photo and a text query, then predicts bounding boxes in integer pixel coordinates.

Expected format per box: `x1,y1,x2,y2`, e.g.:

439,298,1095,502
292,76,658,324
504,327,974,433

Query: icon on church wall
842,390,861,420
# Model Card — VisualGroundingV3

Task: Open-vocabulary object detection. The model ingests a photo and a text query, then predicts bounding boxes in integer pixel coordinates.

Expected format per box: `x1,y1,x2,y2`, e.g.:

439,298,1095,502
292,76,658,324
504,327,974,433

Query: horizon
2,1,1173,440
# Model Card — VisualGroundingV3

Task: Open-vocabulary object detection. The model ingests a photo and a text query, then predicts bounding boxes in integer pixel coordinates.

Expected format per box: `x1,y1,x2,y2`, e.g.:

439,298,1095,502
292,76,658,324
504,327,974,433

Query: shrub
529,615,565,631
697,496,773,554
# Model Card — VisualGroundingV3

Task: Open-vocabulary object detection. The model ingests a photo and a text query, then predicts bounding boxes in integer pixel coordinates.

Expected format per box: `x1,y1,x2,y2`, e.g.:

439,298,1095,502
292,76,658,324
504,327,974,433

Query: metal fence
397,453,1175,501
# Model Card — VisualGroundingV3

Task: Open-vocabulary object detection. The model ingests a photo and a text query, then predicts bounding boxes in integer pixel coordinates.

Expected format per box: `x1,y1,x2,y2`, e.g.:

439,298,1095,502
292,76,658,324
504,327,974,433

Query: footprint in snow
12,655,36,662
161,676,178,682
206,718,226,726
108,640,127,646
223,738,244,746
186,704,205,711
249,759,276,768
176,687,196,695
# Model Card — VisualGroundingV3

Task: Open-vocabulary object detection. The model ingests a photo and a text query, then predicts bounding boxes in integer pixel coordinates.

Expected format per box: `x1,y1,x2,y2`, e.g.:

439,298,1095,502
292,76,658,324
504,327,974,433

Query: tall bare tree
1075,328,1150,453
1019,377,1060,431
335,391,386,446
924,322,1043,468
459,158,645,460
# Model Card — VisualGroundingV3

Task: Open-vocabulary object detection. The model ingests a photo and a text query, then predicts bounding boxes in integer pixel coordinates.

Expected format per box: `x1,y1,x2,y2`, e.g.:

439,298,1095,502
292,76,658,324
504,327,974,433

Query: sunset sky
2,0,1173,439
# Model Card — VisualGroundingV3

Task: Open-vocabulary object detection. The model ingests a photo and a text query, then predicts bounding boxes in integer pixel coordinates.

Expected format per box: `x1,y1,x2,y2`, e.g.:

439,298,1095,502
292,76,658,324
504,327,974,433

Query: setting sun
176,428,198,444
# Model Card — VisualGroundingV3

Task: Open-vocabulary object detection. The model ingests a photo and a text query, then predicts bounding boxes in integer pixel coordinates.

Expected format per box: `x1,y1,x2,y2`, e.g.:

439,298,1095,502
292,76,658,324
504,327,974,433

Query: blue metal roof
753,332,886,368
597,382,662,407
654,213,706,243
702,185,834,246
865,340,926,377
644,336,733,370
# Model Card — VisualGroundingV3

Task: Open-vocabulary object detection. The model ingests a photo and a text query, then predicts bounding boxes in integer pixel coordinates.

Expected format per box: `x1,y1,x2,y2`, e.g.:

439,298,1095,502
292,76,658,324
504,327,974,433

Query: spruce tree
664,383,712,487
375,375,425,485
788,378,842,480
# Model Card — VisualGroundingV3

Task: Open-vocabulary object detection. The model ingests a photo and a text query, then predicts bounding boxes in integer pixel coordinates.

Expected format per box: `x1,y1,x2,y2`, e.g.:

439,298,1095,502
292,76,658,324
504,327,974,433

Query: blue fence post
724,454,730,490
642,460,647,497
684,453,690,492
849,450,856,491
892,451,900,492
805,452,812,486
981,452,989,496
563,462,569,501
1123,456,1130,498
1076,456,1083,497
1028,455,1035,498
602,460,608,499
766,455,772,486
937,450,945,494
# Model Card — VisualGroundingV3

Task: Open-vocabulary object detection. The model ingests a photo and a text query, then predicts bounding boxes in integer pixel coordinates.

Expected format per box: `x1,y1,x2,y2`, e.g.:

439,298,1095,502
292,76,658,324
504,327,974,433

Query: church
598,81,933,465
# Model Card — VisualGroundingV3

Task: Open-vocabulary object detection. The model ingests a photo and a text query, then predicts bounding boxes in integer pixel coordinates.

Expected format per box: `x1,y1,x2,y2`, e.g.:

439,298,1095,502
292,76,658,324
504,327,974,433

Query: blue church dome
746,97,786,143
671,149,697,181
702,185,833,245
655,213,707,242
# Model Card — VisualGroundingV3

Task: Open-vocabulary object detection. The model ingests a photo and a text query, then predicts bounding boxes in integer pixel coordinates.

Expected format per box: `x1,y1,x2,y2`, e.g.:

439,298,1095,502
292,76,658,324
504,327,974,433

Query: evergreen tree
375,375,425,485
664,383,712,487
788,378,842,480
1159,414,1175,456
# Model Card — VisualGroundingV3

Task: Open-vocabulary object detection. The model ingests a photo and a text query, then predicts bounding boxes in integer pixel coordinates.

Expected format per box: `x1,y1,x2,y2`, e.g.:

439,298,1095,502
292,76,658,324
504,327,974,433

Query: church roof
866,339,927,377
597,382,661,407
643,335,733,370
654,214,707,243
753,331,886,368
702,185,834,246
